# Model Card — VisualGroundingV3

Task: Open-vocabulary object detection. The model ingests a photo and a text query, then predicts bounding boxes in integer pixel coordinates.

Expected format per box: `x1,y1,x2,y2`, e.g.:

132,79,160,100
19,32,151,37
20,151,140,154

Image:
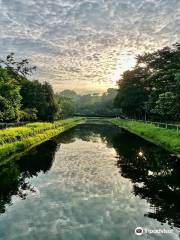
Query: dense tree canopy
57,88,122,117
21,80,58,121
0,68,22,121
114,68,149,118
0,54,58,122
115,46,180,121
55,95,75,118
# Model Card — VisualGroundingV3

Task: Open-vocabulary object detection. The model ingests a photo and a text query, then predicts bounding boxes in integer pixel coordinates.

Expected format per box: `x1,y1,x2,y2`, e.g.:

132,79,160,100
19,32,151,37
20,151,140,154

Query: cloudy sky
0,0,179,93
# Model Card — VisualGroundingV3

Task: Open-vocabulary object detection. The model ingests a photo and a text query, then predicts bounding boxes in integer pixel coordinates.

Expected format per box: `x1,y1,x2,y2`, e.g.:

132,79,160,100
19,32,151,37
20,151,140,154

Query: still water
0,124,179,240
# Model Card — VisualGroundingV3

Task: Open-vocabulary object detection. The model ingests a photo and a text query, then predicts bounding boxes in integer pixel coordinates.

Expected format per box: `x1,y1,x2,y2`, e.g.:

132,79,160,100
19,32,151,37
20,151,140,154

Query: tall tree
115,46,180,121
0,53,36,83
0,68,22,122
21,81,58,121
114,68,149,118
55,95,75,118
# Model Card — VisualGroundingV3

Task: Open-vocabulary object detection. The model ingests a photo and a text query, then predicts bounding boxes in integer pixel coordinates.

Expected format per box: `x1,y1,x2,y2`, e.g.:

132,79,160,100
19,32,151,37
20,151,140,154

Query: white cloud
0,0,179,93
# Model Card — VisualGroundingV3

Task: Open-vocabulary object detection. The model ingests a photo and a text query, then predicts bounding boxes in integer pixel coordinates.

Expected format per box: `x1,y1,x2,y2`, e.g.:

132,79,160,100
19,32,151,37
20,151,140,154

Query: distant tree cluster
0,53,58,122
115,46,180,121
56,88,122,117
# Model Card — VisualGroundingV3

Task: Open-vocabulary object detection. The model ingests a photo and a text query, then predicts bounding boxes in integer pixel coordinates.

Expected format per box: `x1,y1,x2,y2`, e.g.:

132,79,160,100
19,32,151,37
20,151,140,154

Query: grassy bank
0,117,85,162
111,119,180,155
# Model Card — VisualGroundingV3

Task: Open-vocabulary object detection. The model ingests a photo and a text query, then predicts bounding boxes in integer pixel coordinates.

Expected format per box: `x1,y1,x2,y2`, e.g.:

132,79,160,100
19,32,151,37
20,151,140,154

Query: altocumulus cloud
0,0,179,93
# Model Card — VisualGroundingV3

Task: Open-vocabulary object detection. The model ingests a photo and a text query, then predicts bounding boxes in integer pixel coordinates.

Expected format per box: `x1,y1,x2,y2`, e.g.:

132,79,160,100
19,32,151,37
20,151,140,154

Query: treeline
0,53,121,123
1,45,179,123
55,88,122,117
0,53,58,122
115,45,180,122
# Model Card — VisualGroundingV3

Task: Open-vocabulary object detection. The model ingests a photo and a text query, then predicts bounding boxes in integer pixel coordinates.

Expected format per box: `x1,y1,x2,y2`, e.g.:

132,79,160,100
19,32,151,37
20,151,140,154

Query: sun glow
112,55,137,82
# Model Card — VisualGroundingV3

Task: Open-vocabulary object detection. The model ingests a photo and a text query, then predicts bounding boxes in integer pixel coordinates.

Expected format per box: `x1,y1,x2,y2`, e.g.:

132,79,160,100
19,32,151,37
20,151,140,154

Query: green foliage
18,108,37,122
115,46,180,121
114,68,149,115
0,68,22,122
152,92,180,120
112,119,180,154
0,54,58,122
21,80,58,121
55,95,75,118
0,52,36,82
57,88,122,117
59,90,79,100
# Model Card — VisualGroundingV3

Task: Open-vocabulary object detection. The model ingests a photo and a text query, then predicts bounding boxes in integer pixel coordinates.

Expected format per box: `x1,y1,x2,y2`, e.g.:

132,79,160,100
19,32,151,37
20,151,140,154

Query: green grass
111,118,180,155
0,117,85,162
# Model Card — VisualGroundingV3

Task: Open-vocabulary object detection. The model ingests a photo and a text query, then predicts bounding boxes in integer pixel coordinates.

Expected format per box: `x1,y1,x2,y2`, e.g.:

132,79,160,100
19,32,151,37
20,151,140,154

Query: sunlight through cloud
0,0,179,93
111,55,137,82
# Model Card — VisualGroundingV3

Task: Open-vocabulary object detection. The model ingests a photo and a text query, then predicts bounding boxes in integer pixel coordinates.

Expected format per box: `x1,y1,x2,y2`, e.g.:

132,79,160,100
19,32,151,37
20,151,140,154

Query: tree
152,92,180,120
21,81,58,121
0,68,22,122
59,90,79,100
56,88,122,117
115,45,180,121
0,53,58,122
114,68,149,118
0,53,36,83
55,95,75,118
136,47,180,117
18,108,37,122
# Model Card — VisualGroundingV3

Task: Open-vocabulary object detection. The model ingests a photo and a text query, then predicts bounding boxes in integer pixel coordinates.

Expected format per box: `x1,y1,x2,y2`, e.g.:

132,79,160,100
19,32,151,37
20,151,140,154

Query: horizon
0,0,179,93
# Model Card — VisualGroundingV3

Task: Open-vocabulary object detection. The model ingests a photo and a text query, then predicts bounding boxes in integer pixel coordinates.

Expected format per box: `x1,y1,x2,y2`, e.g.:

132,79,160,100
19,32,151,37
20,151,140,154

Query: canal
0,124,179,239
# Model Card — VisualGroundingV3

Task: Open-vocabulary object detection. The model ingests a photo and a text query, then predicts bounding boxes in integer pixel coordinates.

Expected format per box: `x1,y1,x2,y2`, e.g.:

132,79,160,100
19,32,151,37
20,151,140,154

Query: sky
0,0,179,93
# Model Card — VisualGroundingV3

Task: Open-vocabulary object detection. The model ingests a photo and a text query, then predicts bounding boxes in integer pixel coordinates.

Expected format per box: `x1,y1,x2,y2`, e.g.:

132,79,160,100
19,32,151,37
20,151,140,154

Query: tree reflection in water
112,132,180,229
0,140,58,214
59,124,180,229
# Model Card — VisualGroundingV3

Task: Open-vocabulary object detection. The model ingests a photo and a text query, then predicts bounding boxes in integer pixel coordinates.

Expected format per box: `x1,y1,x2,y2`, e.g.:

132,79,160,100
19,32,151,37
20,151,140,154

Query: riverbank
0,117,85,163
111,119,180,155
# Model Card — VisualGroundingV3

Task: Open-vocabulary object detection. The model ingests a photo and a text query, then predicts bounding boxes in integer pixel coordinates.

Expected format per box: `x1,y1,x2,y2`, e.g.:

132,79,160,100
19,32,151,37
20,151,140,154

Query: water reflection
57,124,180,229
112,133,180,229
0,123,179,232
0,140,57,214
